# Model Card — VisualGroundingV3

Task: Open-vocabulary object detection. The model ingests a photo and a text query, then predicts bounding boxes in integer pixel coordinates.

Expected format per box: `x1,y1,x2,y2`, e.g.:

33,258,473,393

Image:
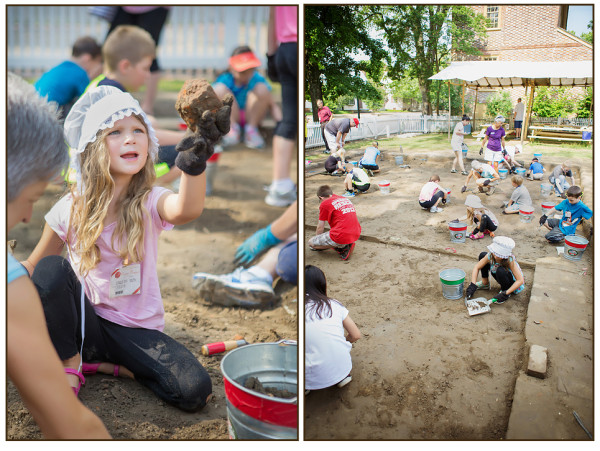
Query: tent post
521,82,535,148
461,82,465,116
473,87,478,132
448,82,451,140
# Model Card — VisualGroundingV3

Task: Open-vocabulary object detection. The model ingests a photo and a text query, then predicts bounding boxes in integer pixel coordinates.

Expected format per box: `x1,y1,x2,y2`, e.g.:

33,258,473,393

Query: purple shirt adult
485,125,505,152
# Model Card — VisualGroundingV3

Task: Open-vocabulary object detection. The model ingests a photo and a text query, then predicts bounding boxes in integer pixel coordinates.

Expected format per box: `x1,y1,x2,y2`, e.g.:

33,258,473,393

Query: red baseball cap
229,51,261,72
353,118,360,127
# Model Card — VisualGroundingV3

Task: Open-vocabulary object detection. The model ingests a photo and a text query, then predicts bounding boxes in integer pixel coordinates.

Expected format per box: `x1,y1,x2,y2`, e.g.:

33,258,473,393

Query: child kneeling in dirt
324,148,347,175
465,236,525,304
343,164,370,197
305,265,361,394
461,160,500,195
502,175,532,215
464,194,499,239
308,185,361,261
526,157,545,181
418,174,448,213
539,186,593,243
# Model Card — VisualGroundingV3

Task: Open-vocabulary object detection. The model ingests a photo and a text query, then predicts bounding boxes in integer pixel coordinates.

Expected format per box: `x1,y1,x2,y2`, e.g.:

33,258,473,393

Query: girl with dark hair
305,265,361,394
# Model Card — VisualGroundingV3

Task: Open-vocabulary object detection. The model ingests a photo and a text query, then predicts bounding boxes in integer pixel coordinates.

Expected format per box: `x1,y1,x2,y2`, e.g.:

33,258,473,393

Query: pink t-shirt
45,187,173,331
419,181,443,202
275,6,297,43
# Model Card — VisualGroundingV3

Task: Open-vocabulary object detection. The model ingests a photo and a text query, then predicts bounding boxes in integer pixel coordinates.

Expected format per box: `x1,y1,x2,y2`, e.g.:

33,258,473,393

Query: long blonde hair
68,113,156,275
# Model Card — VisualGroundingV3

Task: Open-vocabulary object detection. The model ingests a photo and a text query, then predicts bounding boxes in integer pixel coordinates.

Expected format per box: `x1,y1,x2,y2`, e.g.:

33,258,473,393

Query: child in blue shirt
539,185,593,243
526,157,545,181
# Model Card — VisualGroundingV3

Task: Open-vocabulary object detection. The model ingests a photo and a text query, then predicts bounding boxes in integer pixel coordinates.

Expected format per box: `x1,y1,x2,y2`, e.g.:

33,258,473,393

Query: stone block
527,344,548,379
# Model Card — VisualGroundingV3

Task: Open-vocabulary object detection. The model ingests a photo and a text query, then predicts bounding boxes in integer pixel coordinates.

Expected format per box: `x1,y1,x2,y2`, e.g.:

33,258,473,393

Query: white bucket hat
494,115,505,123
487,236,515,259
464,194,483,209
64,86,159,192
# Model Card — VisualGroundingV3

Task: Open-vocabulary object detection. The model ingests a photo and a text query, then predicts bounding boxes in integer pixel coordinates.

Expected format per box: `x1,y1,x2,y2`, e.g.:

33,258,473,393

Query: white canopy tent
429,60,593,146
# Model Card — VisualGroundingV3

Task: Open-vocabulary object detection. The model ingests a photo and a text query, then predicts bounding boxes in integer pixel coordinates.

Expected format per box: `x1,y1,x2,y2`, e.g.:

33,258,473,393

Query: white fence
7,6,269,77
305,115,464,149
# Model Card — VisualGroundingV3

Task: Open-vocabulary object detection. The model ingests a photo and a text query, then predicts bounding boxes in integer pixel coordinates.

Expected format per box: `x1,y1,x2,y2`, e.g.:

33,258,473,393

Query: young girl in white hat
22,85,230,411
464,194,499,239
465,236,525,304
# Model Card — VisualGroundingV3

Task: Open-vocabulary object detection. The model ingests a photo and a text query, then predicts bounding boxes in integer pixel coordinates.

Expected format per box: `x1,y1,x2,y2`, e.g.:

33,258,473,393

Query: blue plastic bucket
533,152,542,160
582,131,592,140
498,169,509,179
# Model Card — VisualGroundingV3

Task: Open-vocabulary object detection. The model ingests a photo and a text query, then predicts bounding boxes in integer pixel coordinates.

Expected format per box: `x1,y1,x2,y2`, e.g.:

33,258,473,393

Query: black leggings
32,256,211,412
477,251,514,291
419,190,444,209
273,42,297,140
473,214,497,234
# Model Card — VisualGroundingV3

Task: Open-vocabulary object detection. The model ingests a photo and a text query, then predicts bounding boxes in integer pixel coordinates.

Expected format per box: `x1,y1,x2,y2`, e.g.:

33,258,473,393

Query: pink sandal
469,232,485,240
82,362,120,377
65,368,85,396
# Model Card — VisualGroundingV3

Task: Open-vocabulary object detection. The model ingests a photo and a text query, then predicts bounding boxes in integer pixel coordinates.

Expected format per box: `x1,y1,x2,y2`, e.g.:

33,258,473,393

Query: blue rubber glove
234,225,282,265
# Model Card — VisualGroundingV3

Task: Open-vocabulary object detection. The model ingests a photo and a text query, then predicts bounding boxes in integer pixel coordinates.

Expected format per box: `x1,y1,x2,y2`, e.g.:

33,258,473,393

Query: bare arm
23,223,65,276
156,172,206,225
343,315,361,343
7,277,111,439
267,6,278,55
471,255,488,284
315,220,326,236
270,201,298,240
505,259,524,295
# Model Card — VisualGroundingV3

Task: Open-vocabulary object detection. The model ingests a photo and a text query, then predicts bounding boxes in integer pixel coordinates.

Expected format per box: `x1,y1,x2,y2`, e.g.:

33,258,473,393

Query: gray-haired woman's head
7,73,69,202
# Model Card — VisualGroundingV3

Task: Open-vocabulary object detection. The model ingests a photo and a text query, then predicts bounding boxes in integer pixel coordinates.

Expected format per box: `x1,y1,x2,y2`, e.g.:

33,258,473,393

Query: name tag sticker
110,263,141,298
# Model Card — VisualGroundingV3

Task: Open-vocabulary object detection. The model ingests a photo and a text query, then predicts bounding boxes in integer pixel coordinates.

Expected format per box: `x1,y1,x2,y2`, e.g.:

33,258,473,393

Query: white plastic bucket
439,268,466,300
498,169,509,179
221,342,297,439
446,190,451,204
378,180,390,194
533,152,542,160
449,222,468,243
519,206,535,223
540,183,553,197
563,235,589,261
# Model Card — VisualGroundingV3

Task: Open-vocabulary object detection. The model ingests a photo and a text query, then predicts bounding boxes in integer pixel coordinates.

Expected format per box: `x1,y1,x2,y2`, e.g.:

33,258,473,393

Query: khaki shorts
309,231,344,248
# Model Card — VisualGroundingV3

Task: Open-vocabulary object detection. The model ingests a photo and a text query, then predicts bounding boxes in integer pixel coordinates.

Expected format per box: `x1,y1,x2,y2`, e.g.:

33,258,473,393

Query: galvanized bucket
449,222,468,243
541,202,555,215
439,268,466,300
540,183,553,197
564,235,589,262
221,341,297,440
519,207,535,223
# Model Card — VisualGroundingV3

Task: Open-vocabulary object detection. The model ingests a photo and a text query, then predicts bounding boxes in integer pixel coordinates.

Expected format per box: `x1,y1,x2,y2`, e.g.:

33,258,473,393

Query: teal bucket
498,169,509,179
439,268,466,300
515,168,526,176
533,153,542,160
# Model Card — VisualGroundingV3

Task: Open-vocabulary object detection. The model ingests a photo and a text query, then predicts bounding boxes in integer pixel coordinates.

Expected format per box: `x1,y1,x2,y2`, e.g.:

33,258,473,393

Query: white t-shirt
514,102,525,121
305,299,353,390
451,121,465,151
45,187,173,331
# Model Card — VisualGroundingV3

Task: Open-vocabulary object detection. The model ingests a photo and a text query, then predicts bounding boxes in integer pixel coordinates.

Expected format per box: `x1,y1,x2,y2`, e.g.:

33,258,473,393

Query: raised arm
156,172,206,225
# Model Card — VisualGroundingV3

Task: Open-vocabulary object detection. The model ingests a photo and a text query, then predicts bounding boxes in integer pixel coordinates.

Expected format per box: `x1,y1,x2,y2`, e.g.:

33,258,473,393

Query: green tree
388,76,420,110
580,20,593,44
532,87,578,117
362,5,487,115
305,6,387,120
485,91,513,119
575,87,593,118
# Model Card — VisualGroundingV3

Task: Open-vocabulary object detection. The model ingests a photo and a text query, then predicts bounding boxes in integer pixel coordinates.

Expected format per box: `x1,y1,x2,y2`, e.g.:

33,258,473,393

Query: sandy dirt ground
7,144,298,440
303,141,591,440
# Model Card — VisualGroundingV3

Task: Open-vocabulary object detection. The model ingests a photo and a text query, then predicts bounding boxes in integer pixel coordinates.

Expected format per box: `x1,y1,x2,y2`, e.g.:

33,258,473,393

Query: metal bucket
540,183,553,197
449,222,467,243
439,268,466,300
498,169,508,179
519,207,535,223
378,180,391,194
446,190,451,204
564,235,589,261
221,342,297,440
395,155,404,165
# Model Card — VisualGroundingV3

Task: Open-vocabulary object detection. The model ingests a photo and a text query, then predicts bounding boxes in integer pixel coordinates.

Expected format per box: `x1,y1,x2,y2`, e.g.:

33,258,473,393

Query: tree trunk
306,63,324,121
419,80,432,115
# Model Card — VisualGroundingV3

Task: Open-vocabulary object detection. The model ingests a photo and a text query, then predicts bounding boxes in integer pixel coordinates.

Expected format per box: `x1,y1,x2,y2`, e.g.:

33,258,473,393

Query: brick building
466,5,592,62
461,5,592,119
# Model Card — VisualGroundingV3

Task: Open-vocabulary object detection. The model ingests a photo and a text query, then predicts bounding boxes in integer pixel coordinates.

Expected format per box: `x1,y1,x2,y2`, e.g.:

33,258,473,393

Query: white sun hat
494,114,505,123
64,86,159,192
464,194,483,209
487,236,515,259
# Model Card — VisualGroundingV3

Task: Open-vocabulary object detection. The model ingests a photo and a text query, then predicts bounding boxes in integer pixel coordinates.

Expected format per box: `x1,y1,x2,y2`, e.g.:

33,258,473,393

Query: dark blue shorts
514,120,522,129
276,240,297,285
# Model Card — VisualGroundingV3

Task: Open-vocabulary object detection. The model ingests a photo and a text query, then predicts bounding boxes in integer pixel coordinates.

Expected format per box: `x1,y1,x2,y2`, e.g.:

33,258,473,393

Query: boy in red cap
323,117,359,156
308,185,361,260
213,46,282,149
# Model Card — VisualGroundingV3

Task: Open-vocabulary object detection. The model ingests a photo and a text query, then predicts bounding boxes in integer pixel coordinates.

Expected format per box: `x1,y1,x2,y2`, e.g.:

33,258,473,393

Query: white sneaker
192,267,277,308
244,125,265,149
337,376,352,388
265,186,297,207
221,122,241,147
430,206,443,213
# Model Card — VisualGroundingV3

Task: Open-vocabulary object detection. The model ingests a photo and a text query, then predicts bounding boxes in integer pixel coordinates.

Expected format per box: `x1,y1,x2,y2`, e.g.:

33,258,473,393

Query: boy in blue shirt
526,157,545,181
539,185,592,243
35,36,102,120
359,141,381,174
